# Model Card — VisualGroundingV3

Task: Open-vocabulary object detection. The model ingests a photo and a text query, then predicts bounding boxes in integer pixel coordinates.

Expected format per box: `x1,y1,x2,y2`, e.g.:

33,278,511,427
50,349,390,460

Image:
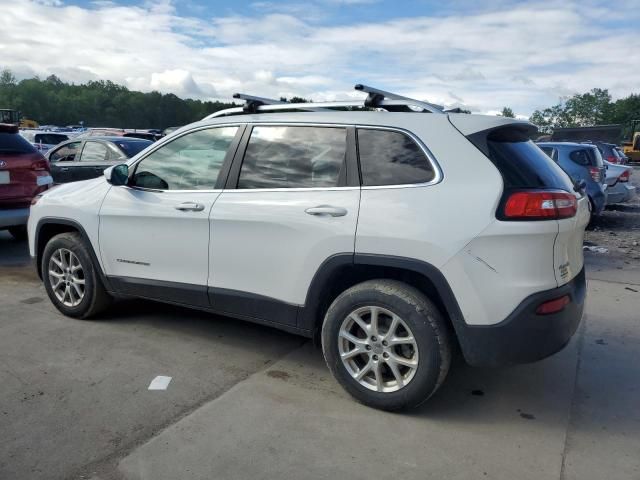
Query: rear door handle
175,202,205,212
60,167,69,172
305,205,347,217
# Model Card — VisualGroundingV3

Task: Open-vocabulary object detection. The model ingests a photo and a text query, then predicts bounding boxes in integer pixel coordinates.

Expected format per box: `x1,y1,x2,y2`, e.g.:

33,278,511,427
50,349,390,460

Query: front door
209,124,360,325
48,141,82,183
98,125,242,306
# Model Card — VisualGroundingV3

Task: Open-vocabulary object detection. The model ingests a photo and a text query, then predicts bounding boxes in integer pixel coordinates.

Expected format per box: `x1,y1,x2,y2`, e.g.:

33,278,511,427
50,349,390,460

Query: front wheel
42,232,112,318
321,279,452,411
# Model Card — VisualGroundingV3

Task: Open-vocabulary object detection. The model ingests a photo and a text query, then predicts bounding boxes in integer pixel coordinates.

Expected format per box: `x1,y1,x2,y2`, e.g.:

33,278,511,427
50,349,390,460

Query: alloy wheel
48,248,86,307
338,305,419,392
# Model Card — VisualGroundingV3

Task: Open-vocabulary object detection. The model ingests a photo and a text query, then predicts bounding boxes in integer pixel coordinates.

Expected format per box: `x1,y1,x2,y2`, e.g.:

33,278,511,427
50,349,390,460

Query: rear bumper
0,207,30,228
606,184,635,205
457,267,586,367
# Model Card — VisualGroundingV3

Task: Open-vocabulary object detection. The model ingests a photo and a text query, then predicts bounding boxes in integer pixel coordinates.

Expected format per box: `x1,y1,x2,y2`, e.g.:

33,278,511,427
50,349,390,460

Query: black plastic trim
345,127,360,187
34,217,113,291
459,266,586,366
352,253,467,336
223,124,252,190
208,287,299,326
297,253,355,331
214,124,246,190
109,276,209,307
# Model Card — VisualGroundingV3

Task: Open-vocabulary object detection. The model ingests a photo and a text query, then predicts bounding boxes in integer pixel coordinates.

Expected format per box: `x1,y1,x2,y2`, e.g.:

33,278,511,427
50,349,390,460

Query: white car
27,86,590,410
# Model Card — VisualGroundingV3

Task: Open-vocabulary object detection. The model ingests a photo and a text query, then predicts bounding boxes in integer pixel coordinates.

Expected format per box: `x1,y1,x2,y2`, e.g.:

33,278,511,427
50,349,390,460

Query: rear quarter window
0,132,37,155
569,149,597,167
357,129,435,186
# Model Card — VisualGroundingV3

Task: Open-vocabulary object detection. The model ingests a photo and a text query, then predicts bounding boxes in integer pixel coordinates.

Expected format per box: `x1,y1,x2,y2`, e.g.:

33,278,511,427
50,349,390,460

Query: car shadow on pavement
99,297,304,349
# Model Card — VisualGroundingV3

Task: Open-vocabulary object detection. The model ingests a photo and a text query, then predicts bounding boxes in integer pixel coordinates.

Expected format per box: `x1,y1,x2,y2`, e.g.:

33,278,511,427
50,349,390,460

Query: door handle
175,202,205,212
305,205,347,217
60,167,69,172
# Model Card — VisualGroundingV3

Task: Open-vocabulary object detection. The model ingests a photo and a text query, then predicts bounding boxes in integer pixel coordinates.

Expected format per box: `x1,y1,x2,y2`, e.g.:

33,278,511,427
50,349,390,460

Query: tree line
1,68,639,138
0,69,236,129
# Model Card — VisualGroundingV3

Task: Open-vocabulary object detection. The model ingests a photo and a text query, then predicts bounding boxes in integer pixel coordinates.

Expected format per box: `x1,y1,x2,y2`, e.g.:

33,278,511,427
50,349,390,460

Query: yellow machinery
622,120,640,162
19,117,39,128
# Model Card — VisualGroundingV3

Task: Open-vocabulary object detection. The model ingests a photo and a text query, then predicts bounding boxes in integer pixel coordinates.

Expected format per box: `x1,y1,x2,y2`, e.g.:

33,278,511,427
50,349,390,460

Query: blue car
537,142,608,215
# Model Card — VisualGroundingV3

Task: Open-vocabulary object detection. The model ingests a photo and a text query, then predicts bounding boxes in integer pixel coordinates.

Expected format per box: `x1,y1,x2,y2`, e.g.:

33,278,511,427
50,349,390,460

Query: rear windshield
115,140,152,157
471,128,574,191
34,133,68,145
0,132,37,155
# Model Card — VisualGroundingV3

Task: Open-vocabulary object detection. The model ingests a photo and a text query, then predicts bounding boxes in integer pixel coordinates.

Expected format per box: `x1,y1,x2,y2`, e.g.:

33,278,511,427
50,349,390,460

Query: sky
1,0,639,117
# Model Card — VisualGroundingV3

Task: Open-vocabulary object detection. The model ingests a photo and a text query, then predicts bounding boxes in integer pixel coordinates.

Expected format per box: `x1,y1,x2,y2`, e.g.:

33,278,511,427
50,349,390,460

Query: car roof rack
203,84,445,119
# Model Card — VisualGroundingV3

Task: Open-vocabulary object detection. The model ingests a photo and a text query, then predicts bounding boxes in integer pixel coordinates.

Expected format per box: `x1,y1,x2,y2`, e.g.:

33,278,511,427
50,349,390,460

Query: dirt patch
266,370,290,381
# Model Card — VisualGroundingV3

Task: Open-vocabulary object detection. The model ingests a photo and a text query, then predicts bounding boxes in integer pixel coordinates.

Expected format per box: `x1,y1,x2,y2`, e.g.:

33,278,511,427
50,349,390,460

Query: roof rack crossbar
205,93,332,119
203,84,445,119
354,84,444,113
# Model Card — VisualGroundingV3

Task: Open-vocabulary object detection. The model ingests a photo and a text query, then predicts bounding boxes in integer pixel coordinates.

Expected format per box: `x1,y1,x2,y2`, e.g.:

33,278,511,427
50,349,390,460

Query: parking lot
0,168,637,480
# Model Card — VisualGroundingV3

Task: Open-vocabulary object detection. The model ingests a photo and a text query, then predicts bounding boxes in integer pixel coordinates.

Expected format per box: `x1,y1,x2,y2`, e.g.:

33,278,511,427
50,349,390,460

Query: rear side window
569,149,593,166
0,133,37,154
471,129,573,191
357,129,435,186
238,126,346,189
79,142,109,162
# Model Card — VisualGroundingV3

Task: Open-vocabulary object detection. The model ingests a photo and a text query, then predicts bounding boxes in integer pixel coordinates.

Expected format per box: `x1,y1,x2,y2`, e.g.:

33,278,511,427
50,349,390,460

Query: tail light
536,295,570,315
606,155,618,164
619,170,631,183
502,190,577,220
588,167,601,182
31,159,50,172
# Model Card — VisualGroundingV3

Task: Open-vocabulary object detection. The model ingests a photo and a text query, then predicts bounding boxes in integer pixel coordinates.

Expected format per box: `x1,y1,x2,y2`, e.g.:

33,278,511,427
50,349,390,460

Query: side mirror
105,164,129,186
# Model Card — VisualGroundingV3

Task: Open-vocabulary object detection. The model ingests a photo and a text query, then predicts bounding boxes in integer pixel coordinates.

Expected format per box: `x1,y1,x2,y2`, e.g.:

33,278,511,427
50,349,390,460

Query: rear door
209,124,360,326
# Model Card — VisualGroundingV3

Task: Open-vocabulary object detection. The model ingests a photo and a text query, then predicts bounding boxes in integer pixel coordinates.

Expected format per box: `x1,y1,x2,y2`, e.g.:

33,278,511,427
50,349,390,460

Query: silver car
604,161,636,204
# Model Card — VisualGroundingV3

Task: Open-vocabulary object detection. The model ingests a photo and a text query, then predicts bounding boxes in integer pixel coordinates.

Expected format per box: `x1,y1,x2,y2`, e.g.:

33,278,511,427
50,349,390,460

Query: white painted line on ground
148,376,172,390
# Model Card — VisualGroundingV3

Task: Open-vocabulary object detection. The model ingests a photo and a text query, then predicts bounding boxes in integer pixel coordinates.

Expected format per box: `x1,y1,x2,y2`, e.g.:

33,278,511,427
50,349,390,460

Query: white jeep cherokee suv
28,89,589,410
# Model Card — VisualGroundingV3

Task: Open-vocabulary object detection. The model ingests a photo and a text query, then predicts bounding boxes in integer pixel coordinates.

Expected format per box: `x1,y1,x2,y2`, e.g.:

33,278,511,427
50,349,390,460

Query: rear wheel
42,232,112,318
8,225,28,241
321,279,452,411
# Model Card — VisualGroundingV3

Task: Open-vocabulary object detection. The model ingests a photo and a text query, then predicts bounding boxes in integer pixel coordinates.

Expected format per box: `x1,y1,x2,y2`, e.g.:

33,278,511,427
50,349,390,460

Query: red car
0,124,53,240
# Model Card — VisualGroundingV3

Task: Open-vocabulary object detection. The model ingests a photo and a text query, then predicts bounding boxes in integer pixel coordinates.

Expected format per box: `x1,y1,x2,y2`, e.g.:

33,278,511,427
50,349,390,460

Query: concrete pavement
1,231,639,480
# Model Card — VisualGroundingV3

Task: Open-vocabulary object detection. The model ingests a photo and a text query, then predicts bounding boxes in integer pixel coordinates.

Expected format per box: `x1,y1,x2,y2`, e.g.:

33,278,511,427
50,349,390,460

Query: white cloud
0,0,638,115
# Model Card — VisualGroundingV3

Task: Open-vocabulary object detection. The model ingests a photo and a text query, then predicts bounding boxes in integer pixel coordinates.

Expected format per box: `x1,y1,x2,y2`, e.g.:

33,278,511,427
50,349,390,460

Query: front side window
50,142,81,162
357,129,435,186
131,126,239,190
238,126,346,189
80,141,109,162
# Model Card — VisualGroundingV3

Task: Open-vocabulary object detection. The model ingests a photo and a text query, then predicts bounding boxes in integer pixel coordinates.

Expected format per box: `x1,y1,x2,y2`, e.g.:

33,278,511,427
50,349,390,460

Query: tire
42,232,112,319
321,279,452,411
8,225,28,241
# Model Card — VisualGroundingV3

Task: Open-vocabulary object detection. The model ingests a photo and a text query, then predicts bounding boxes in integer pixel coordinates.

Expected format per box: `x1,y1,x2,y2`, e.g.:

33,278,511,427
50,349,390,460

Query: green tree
500,107,515,118
0,68,238,129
